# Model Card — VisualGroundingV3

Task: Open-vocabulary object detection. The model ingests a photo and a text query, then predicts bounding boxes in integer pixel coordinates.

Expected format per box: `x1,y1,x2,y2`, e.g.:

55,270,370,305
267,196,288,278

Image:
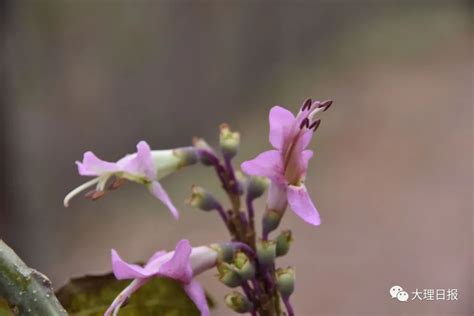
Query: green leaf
56,273,214,316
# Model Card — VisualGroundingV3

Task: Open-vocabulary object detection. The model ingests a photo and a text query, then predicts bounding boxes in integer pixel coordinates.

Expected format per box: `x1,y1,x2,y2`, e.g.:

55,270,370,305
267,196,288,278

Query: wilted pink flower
105,239,218,316
241,99,332,226
64,141,178,218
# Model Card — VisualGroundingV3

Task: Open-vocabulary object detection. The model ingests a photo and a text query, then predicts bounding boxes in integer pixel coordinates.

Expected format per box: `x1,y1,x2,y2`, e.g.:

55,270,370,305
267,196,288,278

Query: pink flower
241,99,332,226
64,141,178,218
105,239,218,316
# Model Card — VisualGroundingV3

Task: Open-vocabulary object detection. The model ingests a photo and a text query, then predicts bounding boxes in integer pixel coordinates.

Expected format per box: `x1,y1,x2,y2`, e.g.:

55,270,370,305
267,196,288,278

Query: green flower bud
210,243,234,263
276,267,295,299
187,185,220,211
276,230,293,257
256,240,276,267
219,123,240,159
247,176,269,200
217,262,242,288
225,291,254,313
262,210,283,237
232,251,255,281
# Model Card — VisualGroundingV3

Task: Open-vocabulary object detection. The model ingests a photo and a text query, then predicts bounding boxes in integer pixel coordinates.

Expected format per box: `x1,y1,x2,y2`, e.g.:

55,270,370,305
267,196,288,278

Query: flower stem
283,297,294,316
0,240,67,315
246,196,257,245
215,204,229,225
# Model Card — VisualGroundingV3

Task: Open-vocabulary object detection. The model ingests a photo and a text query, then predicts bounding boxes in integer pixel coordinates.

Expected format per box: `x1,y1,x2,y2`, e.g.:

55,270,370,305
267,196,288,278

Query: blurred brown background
1,1,472,315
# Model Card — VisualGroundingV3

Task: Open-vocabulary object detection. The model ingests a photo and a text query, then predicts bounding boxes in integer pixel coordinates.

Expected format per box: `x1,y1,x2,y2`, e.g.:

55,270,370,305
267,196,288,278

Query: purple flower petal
158,239,193,284
296,149,314,179
241,150,284,182
111,249,154,280
287,184,321,226
267,181,288,212
269,106,296,150
149,181,179,219
120,141,156,179
76,151,119,176
145,250,167,268
183,279,209,316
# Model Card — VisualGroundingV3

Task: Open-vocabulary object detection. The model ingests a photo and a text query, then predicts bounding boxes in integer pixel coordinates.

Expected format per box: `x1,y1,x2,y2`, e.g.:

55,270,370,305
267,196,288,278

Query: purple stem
230,242,256,258
264,270,275,291
240,211,248,228
245,195,255,230
250,277,262,297
262,230,269,241
283,297,294,316
224,156,241,194
241,282,257,316
215,204,229,224
198,150,229,190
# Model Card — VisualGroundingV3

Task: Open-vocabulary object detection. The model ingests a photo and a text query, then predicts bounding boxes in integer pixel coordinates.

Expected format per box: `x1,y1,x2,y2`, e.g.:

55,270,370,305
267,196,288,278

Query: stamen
63,177,101,207
97,175,111,191
108,177,126,190
85,190,106,201
299,118,310,130
309,119,321,132
84,190,97,199
318,100,333,112
301,98,312,111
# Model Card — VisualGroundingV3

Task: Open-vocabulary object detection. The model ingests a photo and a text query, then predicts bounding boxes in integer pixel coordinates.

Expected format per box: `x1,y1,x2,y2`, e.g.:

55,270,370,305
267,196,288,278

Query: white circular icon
397,291,409,302
390,285,403,299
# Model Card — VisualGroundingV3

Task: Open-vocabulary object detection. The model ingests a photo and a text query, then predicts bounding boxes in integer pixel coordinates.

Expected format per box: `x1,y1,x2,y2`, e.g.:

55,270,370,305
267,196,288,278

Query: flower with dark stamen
241,98,333,227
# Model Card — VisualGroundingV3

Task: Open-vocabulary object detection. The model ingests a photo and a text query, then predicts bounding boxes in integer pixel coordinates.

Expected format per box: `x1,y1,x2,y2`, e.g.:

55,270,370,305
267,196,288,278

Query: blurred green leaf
56,273,209,316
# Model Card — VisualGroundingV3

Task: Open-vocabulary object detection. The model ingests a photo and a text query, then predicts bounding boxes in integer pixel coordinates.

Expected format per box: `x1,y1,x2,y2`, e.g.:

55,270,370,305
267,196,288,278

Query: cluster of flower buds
217,250,255,288
65,98,332,316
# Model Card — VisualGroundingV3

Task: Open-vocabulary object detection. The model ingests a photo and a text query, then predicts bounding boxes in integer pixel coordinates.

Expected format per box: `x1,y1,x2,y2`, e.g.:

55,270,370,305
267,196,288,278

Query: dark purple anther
309,119,321,132
319,100,333,112
301,98,312,111
299,117,310,130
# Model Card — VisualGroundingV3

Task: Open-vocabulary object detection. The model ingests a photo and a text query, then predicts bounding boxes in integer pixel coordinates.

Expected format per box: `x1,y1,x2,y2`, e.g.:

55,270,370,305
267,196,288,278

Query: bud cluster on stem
63,98,333,316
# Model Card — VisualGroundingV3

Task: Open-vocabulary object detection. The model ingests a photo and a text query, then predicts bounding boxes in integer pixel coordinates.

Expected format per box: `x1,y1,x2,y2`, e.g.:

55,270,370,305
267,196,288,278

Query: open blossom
241,99,332,226
105,239,218,316
64,141,197,219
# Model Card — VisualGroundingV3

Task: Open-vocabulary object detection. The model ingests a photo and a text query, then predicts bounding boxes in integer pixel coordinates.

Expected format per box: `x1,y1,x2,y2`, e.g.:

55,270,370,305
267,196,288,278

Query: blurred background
1,1,472,315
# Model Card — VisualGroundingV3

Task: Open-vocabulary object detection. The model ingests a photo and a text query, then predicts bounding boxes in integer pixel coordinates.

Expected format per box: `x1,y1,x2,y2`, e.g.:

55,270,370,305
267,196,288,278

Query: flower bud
219,123,240,159
210,243,234,263
246,176,269,201
232,251,255,281
262,210,283,237
151,147,199,179
256,240,276,267
217,262,242,288
276,230,293,257
193,137,217,166
187,185,220,211
225,291,254,313
276,267,295,299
